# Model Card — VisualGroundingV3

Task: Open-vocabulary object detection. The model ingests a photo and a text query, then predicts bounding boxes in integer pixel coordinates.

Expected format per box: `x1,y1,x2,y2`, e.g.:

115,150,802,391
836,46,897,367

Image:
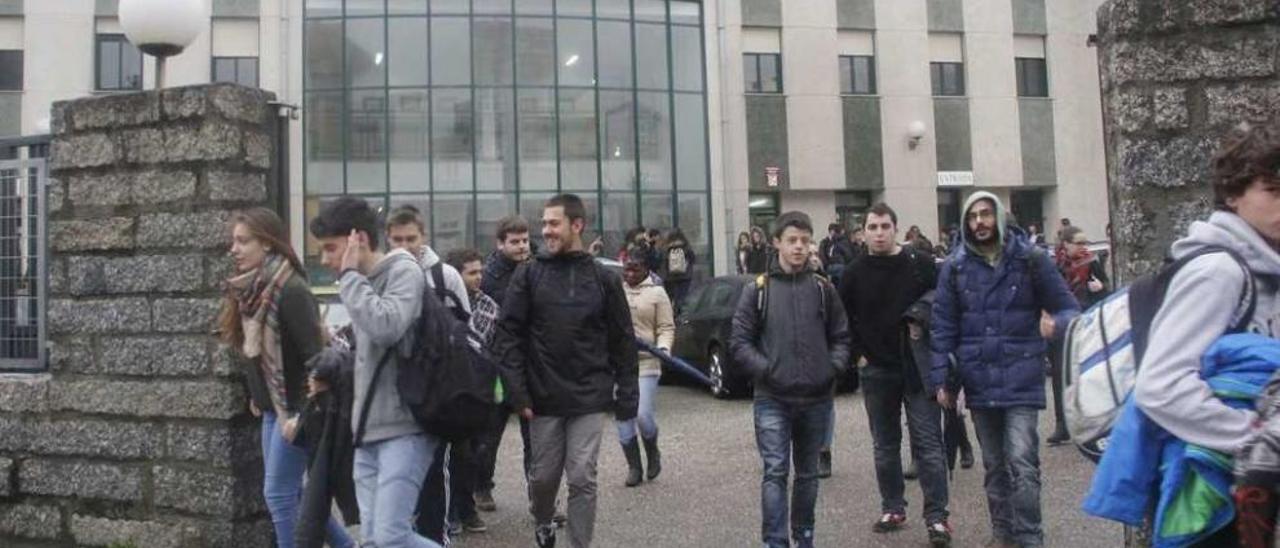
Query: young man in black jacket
730,211,852,548
492,194,639,548
838,203,952,547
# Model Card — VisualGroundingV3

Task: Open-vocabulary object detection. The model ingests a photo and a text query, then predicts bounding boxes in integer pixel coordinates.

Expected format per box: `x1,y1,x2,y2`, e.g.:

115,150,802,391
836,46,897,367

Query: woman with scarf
219,208,354,548
1046,225,1113,446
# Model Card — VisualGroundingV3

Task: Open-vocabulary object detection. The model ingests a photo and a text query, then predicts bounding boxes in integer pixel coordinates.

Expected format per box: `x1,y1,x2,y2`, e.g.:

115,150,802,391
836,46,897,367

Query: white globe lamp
907,120,928,150
118,0,207,88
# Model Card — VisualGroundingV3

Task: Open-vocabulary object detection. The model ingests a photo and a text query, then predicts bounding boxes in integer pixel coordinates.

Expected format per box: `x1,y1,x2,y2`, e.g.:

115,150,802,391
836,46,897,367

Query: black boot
818,449,832,478
622,440,644,487
1047,425,1071,446
642,436,662,481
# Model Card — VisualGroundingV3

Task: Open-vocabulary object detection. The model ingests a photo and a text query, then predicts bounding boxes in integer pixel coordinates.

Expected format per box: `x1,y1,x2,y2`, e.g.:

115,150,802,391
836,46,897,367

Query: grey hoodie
1135,211,1280,453
340,248,426,445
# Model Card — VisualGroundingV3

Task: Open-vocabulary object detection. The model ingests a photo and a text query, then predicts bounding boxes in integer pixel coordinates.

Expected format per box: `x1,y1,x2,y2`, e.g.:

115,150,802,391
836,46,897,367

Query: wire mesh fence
0,156,45,371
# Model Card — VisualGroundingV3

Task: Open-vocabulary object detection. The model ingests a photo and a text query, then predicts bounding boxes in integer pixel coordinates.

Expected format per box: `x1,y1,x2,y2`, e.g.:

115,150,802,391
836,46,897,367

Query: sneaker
1047,429,1071,446
927,521,953,547
475,489,497,512
960,449,975,469
872,512,907,533
535,524,557,548
463,514,488,533
818,449,832,479
553,509,568,528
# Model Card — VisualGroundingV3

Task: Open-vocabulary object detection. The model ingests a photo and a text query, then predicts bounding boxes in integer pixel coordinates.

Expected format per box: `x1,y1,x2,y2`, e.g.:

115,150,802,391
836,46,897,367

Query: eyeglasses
965,210,996,222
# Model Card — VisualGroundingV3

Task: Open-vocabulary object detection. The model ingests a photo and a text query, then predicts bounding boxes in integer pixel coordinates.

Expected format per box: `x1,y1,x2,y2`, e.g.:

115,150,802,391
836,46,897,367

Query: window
212,57,259,87
96,34,143,91
839,55,875,95
1016,57,1049,97
930,62,965,96
0,51,21,91
743,53,781,94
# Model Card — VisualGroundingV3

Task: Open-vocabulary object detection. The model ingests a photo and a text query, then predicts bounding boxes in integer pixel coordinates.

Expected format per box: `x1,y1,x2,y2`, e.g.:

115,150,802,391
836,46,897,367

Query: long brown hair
217,208,307,349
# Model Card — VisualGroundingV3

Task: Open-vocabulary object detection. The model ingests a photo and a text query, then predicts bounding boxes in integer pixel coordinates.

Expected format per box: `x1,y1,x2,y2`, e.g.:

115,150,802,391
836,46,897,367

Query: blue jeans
261,412,353,548
971,407,1042,548
353,433,442,548
754,396,833,548
861,375,949,523
616,376,660,443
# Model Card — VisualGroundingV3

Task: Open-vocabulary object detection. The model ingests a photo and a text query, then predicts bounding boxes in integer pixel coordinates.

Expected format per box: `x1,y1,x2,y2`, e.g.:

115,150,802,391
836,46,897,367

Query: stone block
244,130,272,170
98,335,209,376
103,255,204,294
48,257,67,296
1189,0,1274,26
1153,88,1189,130
209,84,273,125
164,422,258,468
67,92,161,131
66,256,106,296
165,122,241,163
161,87,208,120
48,298,150,335
0,415,27,452
0,503,62,540
48,379,244,419
1118,135,1215,190
152,298,221,333
47,178,64,214
120,128,167,164
49,132,118,170
48,337,93,373
19,459,142,502
71,516,202,548
205,257,236,293
131,169,197,204
26,418,163,460
1110,89,1150,133
50,102,69,135
1206,83,1280,127
208,171,267,202
50,217,134,252
137,211,228,250
0,458,11,497
153,465,242,516
1109,34,1278,84
0,374,50,413
196,519,274,548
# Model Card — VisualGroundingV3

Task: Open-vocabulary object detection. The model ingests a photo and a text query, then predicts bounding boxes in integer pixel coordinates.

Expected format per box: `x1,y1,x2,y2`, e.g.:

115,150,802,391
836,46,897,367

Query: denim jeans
754,396,833,548
971,407,1042,548
529,413,607,548
261,412,354,548
353,433,442,548
615,376,660,444
861,374,950,524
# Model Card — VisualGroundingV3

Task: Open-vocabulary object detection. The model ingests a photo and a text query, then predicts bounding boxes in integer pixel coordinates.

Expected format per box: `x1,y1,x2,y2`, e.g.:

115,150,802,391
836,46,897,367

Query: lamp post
118,0,206,89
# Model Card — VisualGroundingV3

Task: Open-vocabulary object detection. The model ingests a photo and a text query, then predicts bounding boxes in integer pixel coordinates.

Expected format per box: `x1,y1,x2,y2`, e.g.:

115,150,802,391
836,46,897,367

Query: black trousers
474,404,534,493
417,439,477,543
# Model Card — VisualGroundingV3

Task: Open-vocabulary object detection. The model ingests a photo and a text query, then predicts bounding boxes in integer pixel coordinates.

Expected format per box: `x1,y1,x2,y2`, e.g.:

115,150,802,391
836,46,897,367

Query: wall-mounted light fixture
907,121,928,150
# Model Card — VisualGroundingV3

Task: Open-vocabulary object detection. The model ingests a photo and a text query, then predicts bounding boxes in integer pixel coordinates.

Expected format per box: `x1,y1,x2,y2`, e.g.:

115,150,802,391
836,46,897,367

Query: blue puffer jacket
929,224,1079,409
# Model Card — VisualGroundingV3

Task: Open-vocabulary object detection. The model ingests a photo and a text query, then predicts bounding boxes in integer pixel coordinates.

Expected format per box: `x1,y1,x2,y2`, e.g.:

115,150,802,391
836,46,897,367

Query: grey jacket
1136,211,1280,453
340,248,425,445
730,262,852,405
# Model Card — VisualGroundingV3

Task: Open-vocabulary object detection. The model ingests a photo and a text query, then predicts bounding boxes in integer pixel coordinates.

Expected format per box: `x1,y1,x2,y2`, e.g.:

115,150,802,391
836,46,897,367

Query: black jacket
730,262,852,405
492,251,639,420
481,250,521,309
295,334,360,546
839,247,937,377
901,290,937,395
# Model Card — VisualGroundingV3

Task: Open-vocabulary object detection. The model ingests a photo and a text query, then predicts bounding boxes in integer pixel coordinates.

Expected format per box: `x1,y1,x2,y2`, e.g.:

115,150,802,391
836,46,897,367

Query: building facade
1,0,1109,277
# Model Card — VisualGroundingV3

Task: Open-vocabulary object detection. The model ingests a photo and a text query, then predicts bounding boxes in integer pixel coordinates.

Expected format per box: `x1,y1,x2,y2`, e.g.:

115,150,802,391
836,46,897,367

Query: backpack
429,262,470,323
755,271,830,325
354,273,498,445
668,247,689,276
1061,246,1257,462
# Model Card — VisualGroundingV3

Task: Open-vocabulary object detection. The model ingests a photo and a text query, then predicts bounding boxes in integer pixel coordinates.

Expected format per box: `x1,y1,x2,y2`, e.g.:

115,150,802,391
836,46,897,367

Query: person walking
736,232,753,274
1046,225,1111,446
745,226,771,274
309,196,439,548
659,228,696,315
839,204,952,547
220,208,354,548
492,194,639,548
617,254,675,487
930,192,1079,548
731,211,851,548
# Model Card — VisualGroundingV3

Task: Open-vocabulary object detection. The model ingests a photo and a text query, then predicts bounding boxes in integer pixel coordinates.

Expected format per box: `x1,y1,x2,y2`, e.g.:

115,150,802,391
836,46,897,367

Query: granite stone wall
0,84,277,547
1096,0,1280,281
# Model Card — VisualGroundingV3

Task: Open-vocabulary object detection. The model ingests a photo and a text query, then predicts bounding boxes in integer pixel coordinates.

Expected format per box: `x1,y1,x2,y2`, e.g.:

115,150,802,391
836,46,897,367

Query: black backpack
354,268,498,445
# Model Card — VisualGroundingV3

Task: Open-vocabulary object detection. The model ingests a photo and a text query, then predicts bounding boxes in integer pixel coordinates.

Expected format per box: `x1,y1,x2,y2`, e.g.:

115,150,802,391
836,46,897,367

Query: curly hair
1212,120,1280,210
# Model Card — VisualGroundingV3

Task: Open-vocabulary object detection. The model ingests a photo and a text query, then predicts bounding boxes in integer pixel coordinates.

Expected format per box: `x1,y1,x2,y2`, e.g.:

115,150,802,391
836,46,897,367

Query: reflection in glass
672,26,703,92
678,192,711,276
515,0,553,15
432,17,472,86
346,0,383,16
432,89,474,192
432,0,469,15
476,193,517,252
346,18,386,88
305,20,343,89
634,0,666,22
670,1,699,24
519,193,554,248
641,193,673,231
515,18,555,86
389,18,428,86
474,17,514,86
389,89,429,192
637,91,671,191
387,0,427,15
674,93,707,191
635,23,668,90
517,90,557,190
558,88,598,191
558,0,592,17
305,0,342,16
305,92,344,194
600,91,635,191
348,89,387,193
596,20,632,88
433,194,474,253
601,192,638,258
474,0,512,14
597,0,630,19
557,19,595,87
476,88,517,192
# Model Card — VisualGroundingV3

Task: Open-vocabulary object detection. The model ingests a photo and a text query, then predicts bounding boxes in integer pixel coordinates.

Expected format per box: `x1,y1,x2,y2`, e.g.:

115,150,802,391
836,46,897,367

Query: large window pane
432,89,474,192
98,38,120,90
596,21,631,88
558,0,592,17
519,192,555,248
635,0,666,22
558,88,598,191
674,93,707,191
432,0,469,14
601,192,637,258
743,54,759,93
641,193,673,231
636,91,671,190
433,194,474,253
389,17,428,86
475,88,517,192
305,0,341,16
237,58,259,87
759,53,780,92
348,89,387,193
389,89,430,192
597,0,629,19
557,19,595,87
672,25,703,92
1016,58,1048,98
305,20,343,89
635,23,668,90
474,17,514,85
515,18,555,86
305,91,344,194
387,0,427,14
517,89,557,190
474,0,512,14
213,57,236,84
671,2,699,24
677,192,711,278
516,0,552,15
476,193,517,253
600,91,635,191
346,0,383,16
432,17,471,85
346,18,385,88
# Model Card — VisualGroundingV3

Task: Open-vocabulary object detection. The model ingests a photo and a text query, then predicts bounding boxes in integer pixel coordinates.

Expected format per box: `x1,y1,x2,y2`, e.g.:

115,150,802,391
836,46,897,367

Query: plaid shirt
469,290,500,350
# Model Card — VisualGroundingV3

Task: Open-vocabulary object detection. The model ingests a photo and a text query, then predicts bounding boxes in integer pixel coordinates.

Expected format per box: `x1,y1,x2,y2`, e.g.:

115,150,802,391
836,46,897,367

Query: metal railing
0,135,48,371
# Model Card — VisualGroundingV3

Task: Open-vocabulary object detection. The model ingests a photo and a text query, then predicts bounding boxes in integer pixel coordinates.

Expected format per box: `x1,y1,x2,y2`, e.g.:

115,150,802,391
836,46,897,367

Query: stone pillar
1095,0,1280,281
0,84,277,547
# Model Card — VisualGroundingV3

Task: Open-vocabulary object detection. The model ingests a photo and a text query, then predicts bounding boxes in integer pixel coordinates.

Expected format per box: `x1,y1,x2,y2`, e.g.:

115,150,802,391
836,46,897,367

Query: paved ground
451,381,1123,547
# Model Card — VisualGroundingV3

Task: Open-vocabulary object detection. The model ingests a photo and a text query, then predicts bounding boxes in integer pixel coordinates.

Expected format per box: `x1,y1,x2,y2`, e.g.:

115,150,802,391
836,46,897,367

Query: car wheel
708,346,732,399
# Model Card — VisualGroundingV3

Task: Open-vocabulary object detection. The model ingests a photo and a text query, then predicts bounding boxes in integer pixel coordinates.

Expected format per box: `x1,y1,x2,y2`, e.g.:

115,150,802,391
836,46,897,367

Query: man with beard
930,192,1078,548
492,194,638,548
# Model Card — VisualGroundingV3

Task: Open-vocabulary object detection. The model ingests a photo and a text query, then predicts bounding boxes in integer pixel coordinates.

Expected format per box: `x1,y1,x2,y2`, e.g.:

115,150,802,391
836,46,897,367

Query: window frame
1015,57,1049,98
838,54,876,96
0,50,22,91
95,33,143,92
743,52,782,94
211,56,260,88
930,61,966,97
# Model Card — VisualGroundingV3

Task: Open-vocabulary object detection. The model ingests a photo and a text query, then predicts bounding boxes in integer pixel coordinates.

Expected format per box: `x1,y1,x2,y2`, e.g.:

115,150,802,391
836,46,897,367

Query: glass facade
303,0,712,283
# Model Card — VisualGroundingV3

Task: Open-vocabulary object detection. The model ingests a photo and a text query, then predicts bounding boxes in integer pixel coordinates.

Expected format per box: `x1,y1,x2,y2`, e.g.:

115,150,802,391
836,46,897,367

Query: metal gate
0,149,46,371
